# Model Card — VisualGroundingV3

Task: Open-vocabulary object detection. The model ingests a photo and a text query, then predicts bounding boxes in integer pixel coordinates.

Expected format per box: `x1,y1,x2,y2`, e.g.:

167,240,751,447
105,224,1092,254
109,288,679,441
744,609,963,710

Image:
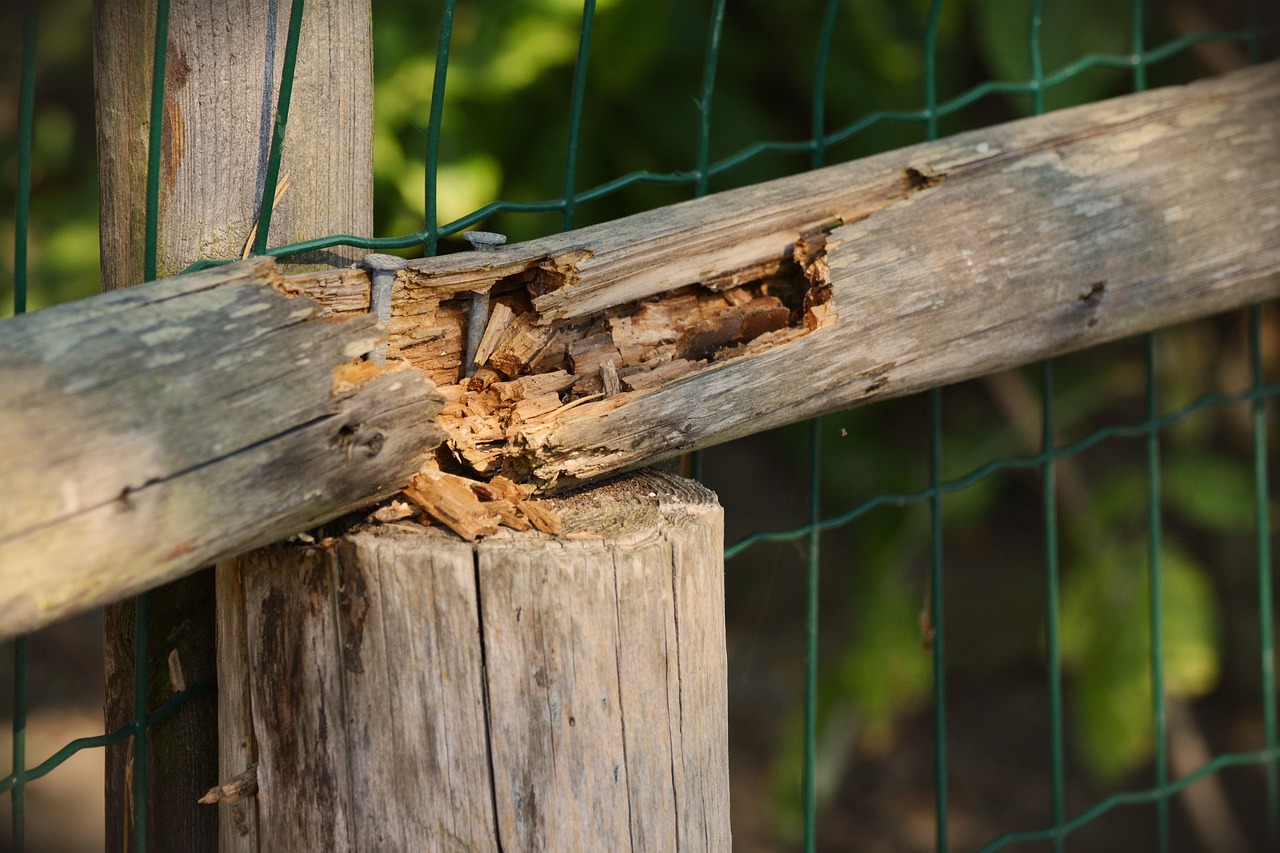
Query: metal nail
460,231,507,380
359,253,408,365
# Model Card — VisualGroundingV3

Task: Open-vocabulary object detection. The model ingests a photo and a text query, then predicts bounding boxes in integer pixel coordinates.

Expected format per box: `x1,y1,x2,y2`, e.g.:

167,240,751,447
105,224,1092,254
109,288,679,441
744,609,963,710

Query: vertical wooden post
219,471,732,851
93,1,373,848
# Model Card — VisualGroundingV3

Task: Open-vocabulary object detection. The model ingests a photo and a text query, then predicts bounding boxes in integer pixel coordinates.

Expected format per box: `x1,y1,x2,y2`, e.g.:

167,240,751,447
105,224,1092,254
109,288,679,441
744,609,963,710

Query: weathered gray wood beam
2,61,1276,634
0,258,443,640
285,60,1276,491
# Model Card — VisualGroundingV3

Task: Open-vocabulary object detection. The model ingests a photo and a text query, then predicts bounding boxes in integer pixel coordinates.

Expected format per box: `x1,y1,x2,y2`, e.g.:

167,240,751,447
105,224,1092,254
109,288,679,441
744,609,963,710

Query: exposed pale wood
217,470,729,851
402,470,502,541
0,258,444,639
473,302,515,369
198,764,259,805
300,61,1278,491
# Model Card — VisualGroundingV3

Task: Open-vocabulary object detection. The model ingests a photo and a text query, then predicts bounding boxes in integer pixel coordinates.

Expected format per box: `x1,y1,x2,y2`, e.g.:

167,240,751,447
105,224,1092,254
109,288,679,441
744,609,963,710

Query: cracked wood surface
219,470,729,852
289,60,1280,492
0,258,444,640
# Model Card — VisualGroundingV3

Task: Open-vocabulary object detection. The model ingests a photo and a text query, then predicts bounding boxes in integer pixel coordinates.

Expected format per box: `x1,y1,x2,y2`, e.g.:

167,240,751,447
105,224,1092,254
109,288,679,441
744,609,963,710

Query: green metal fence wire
3,1,1277,851
7,2,36,847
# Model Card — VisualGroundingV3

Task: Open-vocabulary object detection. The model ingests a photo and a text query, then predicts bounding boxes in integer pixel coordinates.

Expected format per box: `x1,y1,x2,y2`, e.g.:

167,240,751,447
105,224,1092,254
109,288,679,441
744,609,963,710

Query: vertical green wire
561,0,596,231
1028,0,1045,115
800,6,837,842
134,2,173,846
252,0,307,257
1028,5,1065,849
10,6,37,848
694,0,727,198
13,1,36,316
1243,1,1275,833
1129,3,1169,849
10,638,24,853
809,0,839,171
923,3,947,851
1251,304,1279,842
1042,360,1066,853
1248,0,1274,810
802,418,821,853
423,0,457,256
143,0,171,283
1131,0,1147,93
1144,331,1169,853
684,0,726,482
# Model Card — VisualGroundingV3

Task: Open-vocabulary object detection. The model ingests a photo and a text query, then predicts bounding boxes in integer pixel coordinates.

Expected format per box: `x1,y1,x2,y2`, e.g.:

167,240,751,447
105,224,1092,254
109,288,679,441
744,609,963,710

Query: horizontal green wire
725,379,1280,559
177,28,1263,275
977,749,1280,851
0,683,213,795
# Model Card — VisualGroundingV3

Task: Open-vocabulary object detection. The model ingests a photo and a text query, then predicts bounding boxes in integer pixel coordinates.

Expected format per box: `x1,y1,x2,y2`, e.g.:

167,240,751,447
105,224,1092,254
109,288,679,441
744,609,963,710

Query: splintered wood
279,61,1280,500
403,239,834,486
397,468,563,540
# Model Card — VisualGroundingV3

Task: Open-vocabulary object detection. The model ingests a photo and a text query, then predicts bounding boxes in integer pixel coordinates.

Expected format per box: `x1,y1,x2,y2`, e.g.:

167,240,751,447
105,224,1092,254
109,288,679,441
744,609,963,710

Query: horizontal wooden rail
1,60,1277,637
0,259,443,639
289,59,1278,491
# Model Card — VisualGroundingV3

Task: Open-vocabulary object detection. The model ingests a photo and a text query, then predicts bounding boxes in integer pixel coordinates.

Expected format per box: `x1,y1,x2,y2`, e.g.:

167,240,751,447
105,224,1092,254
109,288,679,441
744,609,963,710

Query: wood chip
168,649,185,693
487,499,533,531
512,391,564,424
518,500,563,535
370,500,416,523
601,359,621,397
470,476,532,503
568,331,623,376
491,369,576,402
198,764,259,805
488,312,560,375
403,471,501,541
472,302,515,369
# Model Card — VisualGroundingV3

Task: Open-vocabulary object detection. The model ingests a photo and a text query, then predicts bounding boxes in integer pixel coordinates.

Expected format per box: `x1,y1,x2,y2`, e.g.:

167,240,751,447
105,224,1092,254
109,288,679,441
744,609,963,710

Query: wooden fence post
93,1,373,848
216,470,732,851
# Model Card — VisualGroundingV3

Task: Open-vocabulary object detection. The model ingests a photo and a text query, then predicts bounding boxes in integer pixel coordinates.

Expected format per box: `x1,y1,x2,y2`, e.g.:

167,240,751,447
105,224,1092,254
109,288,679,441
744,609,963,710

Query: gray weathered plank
310,60,1278,490
0,258,443,639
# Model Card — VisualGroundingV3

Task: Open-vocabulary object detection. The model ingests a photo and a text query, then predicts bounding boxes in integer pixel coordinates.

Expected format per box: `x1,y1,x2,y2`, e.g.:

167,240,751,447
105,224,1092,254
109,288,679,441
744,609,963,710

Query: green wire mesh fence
3,0,1278,850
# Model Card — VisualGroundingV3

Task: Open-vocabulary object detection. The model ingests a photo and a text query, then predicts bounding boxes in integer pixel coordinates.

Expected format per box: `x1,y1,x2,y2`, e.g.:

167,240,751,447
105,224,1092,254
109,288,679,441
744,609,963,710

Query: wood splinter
198,764,259,805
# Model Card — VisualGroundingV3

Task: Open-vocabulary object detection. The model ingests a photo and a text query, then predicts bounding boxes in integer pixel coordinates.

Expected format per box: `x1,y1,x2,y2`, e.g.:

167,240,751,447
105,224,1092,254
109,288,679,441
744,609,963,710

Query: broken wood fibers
286,61,1280,495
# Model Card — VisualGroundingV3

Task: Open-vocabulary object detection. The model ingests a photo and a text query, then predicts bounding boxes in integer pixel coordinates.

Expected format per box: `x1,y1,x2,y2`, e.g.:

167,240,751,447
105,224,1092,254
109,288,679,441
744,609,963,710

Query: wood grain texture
218,470,729,851
283,61,1280,491
0,258,444,640
93,0,373,288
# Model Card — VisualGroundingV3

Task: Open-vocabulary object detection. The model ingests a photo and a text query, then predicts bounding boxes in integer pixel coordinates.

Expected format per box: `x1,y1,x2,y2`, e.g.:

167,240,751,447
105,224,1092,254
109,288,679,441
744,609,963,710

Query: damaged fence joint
359,253,408,365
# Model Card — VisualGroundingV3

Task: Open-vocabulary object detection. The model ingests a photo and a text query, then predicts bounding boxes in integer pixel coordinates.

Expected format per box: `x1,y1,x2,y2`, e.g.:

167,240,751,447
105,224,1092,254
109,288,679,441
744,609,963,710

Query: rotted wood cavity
282,61,1280,495
399,228,839,484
